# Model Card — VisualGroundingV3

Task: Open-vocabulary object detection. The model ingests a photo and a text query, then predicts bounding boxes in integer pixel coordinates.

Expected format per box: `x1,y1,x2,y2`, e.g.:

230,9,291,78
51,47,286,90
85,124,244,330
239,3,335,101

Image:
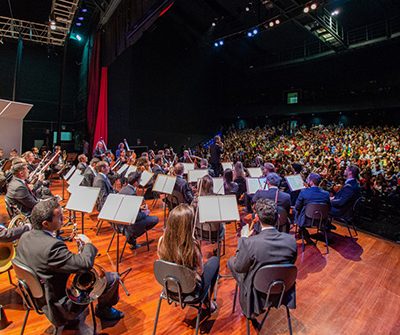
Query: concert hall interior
0,1,400,335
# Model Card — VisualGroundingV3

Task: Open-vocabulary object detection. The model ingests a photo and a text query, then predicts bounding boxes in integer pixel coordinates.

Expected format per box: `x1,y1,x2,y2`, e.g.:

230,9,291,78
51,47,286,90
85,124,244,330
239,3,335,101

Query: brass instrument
28,151,51,181
0,214,29,274
66,225,107,305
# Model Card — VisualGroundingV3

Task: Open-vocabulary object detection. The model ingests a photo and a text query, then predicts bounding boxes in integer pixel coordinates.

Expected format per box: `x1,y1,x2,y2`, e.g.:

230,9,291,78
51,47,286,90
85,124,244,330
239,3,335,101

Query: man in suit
0,213,32,242
119,172,159,249
80,158,99,187
330,165,361,219
23,151,38,173
295,173,330,242
152,155,165,176
93,161,115,211
173,163,194,204
228,198,297,321
15,199,123,327
209,135,223,177
6,162,39,215
76,154,88,174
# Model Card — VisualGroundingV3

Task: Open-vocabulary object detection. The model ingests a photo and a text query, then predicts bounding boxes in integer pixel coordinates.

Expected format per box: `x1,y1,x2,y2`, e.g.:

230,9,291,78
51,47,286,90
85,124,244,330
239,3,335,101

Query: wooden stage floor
0,180,399,335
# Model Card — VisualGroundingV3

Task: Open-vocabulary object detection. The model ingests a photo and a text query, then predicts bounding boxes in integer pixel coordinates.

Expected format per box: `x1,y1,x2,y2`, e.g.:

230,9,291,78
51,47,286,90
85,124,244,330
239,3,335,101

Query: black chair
4,197,19,220
12,259,97,335
276,207,290,233
304,203,330,254
195,221,226,257
331,197,363,238
232,264,297,335
152,260,212,335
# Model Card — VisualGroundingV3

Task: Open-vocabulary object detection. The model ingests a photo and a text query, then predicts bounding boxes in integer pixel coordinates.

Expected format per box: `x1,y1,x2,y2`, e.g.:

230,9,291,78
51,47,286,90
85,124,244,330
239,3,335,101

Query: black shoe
95,307,124,321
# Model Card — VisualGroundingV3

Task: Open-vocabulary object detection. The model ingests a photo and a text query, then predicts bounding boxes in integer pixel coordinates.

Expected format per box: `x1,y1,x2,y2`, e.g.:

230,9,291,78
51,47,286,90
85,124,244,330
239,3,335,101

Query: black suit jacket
80,166,96,187
76,162,88,174
229,228,297,318
209,143,223,164
174,175,194,204
15,229,97,326
93,173,115,210
6,177,38,215
252,188,291,214
331,179,361,218
295,186,330,227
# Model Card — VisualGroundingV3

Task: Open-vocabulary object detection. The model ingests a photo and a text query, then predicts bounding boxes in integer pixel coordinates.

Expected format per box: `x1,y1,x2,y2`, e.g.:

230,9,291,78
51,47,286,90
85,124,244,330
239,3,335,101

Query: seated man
80,158,99,186
228,198,297,321
6,162,39,215
330,165,361,219
295,173,330,243
173,163,194,204
152,155,165,176
93,161,115,210
76,154,88,174
15,199,123,327
0,213,31,242
119,172,159,249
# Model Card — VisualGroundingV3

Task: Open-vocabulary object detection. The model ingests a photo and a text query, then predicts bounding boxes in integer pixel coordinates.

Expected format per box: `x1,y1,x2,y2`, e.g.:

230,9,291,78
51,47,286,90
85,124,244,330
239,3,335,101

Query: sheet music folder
246,177,268,194
63,165,76,180
198,195,239,223
66,186,100,213
152,174,176,195
139,170,154,186
285,174,306,192
98,194,143,225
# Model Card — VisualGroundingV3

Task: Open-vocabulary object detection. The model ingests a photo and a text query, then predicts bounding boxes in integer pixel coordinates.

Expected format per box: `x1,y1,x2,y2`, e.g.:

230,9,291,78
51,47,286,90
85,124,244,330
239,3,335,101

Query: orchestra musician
6,162,39,215
23,151,37,173
76,154,88,174
14,199,124,327
115,142,125,159
81,158,99,187
209,135,224,177
173,163,194,204
93,161,115,211
93,140,107,159
0,213,32,243
152,155,165,176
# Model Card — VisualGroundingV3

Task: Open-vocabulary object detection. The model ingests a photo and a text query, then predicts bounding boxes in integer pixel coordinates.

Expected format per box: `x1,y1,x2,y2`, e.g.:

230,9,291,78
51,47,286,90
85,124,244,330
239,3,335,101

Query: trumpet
65,226,107,305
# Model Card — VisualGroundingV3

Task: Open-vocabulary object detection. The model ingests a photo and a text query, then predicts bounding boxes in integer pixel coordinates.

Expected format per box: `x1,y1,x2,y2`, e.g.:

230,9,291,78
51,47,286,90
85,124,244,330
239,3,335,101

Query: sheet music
246,178,261,194
152,174,176,195
259,177,268,190
188,169,209,183
117,164,129,175
115,195,143,224
98,194,125,221
198,196,221,223
125,165,137,176
221,162,233,171
218,195,240,221
67,170,84,185
212,177,225,195
139,170,154,186
247,167,263,178
285,174,306,192
182,163,195,174
66,186,100,213
63,165,76,180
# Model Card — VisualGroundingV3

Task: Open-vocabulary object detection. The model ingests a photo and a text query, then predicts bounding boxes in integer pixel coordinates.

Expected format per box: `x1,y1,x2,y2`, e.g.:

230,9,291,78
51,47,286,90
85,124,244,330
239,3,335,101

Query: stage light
275,19,280,25
212,22,216,27
311,3,317,10
76,22,82,26
331,9,340,16
269,21,274,27
247,31,253,37
76,34,82,41
81,8,88,13
50,22,57,31
245,7,250,12
219,40,224,45
303,6,310,13
78,16,84,21
253,29,258,35
214,42,219,47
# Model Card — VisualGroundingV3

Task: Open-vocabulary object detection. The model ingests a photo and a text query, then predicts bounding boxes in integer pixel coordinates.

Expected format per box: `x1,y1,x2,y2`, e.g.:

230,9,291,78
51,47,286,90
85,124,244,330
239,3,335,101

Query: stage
0,180,399,335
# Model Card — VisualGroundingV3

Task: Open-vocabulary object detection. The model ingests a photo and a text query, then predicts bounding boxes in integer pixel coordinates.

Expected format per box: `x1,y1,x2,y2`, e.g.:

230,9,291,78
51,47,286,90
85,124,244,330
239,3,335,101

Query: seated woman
233,161,247,198
157,204,219,313
223,168,239,196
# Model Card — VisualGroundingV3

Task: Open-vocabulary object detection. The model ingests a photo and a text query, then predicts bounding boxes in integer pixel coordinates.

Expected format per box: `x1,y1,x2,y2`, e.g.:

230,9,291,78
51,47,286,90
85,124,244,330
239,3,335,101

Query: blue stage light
253,29,258,35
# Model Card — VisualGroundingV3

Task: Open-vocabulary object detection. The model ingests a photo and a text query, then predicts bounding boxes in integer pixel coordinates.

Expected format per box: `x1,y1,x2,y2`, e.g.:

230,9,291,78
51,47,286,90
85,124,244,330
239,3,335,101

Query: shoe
95,307,124,321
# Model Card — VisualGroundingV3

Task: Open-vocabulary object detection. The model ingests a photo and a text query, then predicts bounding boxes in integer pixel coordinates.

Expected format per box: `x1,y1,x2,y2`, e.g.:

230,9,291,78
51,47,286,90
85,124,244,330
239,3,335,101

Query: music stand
187,169,208,183
182,163,195,174
246,177,268,194
212,177,225,195
61,165,76,200
285,174,306,192
221,162,233,172
98,194,143,296
65,186,100,234
247,167,263,178
152,174,176,224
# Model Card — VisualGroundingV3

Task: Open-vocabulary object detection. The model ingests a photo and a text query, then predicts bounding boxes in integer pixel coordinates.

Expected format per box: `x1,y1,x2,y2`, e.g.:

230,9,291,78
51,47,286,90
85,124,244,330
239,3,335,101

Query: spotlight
219,40,224,45
269,21,274,27
76,34,82,41
303,6,310,13
275,19,280,25
76,22,82,26
245,7,250,12
212,22,216,27
214,42,219,47
247,31,253,37
331,9,340,16
311,3,318,10
81,8,88,13
78,16,84,21
253,29,258,35
50,22,57,31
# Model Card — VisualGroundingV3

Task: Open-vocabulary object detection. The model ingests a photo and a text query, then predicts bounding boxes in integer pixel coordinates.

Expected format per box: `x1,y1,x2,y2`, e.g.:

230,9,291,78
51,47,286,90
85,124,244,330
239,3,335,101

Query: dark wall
0,40,82,151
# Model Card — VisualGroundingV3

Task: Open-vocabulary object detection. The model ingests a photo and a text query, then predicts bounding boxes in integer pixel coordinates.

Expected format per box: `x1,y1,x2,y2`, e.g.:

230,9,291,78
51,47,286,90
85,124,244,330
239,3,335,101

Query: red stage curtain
86,33,101,149
93,67,108,146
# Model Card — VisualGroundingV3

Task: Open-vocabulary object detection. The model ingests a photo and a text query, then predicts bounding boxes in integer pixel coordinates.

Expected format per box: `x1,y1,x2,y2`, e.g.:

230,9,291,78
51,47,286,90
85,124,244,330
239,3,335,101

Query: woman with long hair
233,161,247,197
223,168,239,196
158,204,219,313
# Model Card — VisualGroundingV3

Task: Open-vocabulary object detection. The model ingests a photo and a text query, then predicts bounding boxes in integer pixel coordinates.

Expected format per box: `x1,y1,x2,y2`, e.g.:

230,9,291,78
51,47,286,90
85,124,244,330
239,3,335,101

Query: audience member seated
6,162,39,216
228,198,297,320
223,168,239,196
157,204,219,313
173,163,194,204
14,199,123,327
294,173,331,243
119,172,159,249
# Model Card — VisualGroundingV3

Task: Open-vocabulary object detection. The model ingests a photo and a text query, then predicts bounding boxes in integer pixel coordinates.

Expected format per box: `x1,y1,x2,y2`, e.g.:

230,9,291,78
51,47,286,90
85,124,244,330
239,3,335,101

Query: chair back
154,260,197,306
305,203,330,227
12,259,44,313
253,264,297,309
275,207,288,230
166,190,185,210
4,197,18,219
